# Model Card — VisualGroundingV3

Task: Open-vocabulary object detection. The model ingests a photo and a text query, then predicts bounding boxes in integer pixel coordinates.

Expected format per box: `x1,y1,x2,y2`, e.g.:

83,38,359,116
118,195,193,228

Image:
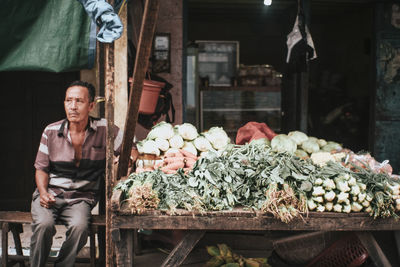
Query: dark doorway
0,71,79,211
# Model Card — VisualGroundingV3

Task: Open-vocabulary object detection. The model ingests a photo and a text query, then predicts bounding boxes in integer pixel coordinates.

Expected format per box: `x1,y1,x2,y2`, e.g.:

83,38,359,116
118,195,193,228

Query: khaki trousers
30,193,91,267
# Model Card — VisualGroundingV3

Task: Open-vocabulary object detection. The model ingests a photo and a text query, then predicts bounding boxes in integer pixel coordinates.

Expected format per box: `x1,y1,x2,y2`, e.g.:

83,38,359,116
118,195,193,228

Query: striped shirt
34,117,122,206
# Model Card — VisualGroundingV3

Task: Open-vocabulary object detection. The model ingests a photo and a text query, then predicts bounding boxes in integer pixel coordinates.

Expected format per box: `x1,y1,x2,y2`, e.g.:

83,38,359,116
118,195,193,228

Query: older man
30,81,122,266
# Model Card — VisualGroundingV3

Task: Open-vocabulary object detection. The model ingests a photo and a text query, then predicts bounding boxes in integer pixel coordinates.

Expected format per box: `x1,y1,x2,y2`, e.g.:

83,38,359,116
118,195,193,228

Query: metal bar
116,0,161,179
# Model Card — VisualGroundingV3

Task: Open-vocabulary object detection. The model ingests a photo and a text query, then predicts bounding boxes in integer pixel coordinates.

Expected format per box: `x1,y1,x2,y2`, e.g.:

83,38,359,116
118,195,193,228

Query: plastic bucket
139,79,165,115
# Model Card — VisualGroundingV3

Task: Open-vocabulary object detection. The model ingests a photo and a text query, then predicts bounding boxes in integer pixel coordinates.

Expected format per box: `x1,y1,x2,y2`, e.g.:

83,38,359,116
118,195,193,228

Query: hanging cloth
286,0,317,64
77,0,123,43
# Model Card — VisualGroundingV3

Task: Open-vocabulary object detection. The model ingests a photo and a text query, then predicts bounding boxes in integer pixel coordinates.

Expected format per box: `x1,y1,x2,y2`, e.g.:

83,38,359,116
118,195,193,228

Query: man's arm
35,169,55,208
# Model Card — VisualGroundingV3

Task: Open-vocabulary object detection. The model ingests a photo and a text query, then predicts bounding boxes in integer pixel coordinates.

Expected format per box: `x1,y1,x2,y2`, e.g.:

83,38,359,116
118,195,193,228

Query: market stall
109,120,400,266
103,1,400,266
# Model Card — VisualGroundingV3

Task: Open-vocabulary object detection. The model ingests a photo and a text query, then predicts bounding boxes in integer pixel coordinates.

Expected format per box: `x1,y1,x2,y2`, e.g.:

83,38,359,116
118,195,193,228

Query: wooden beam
114,3,128,129
117,0,160,178
104,0,116,264
112,211,400,231
161,231,206,267
356,232,392,267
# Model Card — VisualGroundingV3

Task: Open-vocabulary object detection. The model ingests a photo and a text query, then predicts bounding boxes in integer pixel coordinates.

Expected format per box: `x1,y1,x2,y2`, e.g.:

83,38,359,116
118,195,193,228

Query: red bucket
139,79,165,115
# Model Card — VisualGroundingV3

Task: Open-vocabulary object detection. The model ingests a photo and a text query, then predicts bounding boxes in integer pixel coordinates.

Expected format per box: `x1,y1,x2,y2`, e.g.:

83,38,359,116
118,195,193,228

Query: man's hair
67,80,96,103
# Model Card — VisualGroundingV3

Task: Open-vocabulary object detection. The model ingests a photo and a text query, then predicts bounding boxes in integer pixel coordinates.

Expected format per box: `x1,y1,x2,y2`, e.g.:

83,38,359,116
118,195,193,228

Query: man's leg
30,195,57,267
55,201,91,267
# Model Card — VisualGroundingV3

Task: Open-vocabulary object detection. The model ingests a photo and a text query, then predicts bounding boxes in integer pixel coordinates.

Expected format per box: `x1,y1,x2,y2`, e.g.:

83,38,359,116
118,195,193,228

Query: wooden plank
104,0,116,263
114,2,128,129
161,231,206,267
116,0,161,179
356,232,392,267
114,229,134,266
112,213,400,231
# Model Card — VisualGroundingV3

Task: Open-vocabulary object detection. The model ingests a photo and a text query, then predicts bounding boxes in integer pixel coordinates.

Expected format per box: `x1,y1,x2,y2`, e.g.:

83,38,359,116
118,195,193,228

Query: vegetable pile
135,122,231,173
137,122,230,158
115,139,400,222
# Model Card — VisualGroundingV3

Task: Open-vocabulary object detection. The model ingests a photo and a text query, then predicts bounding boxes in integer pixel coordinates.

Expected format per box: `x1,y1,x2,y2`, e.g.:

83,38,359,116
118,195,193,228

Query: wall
135,0,184,140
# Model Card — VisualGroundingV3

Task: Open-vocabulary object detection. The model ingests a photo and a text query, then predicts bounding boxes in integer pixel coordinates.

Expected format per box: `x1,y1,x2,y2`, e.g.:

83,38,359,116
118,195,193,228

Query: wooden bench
0,211,105,267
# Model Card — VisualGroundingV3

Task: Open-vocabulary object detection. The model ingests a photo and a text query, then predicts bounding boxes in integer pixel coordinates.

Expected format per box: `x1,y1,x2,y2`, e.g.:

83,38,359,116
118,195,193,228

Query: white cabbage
322,141,342,152
250,138,270,147
140,139,160,156
176,123,199,140
182,142,198,156
204,127,230,150
288,131,308,145
317,139,327,147
271,134,297,154
168,134,184,149
193,136,212,152
155,137,169,152
301,139,320,154
147,122,174,140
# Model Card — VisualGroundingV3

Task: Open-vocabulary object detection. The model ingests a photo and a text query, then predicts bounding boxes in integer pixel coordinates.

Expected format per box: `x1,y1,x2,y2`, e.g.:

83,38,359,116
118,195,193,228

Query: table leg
356,232,392,267
395,231,400,264
161,230,206,267
2,222,9,267
113,228,134,267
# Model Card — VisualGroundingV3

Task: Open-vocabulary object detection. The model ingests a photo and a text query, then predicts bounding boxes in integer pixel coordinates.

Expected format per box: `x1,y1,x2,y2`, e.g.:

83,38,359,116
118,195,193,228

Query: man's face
64,86,94,124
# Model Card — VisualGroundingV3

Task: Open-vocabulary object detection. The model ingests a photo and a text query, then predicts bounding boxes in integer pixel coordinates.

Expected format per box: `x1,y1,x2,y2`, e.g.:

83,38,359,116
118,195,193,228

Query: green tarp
0,0,95,72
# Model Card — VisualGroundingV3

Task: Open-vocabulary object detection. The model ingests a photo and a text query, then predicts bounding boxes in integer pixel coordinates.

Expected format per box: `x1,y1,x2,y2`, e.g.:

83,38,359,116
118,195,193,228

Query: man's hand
40,192,56,209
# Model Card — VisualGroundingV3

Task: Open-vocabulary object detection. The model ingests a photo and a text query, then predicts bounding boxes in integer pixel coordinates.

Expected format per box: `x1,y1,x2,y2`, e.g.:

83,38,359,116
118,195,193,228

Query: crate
273,231,339,265
306,233,368,267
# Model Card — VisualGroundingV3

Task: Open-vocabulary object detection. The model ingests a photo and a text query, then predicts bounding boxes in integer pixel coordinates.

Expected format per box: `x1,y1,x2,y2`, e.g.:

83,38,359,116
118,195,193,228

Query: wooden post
116,0,160,179
115,2,128,129
104,0,115,264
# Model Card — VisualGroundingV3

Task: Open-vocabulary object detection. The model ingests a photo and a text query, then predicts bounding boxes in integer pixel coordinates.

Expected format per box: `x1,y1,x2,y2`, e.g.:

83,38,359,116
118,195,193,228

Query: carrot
162,161,185,171
165,151,183,158
184,158,196,168
179,149,197,160
163,157,185,164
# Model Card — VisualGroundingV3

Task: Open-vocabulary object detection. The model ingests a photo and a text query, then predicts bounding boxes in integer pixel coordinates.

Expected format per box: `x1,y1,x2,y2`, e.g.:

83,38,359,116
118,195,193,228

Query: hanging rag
77,0,123,43
286,1,317,64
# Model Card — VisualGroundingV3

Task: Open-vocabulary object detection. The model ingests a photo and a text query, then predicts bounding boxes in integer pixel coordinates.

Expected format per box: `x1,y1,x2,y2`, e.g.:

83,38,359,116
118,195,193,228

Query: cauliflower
310,152,335,166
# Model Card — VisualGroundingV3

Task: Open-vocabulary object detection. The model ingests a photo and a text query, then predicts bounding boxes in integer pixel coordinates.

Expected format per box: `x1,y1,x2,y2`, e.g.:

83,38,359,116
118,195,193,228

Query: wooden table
111,190,400,267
